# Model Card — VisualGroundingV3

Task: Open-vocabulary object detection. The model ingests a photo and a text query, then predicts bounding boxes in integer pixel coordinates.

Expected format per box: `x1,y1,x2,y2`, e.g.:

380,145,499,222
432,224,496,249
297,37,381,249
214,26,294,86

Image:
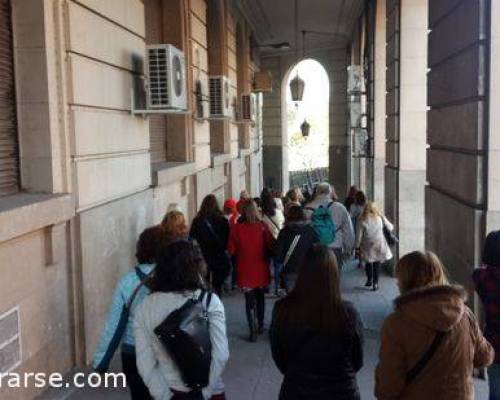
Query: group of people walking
91,181,499,400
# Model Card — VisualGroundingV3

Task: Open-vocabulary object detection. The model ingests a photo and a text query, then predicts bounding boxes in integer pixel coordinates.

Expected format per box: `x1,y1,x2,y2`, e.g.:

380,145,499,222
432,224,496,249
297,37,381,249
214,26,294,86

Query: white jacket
133,290,229,399
262,209,285,239
305,195,355,252
356,214,393,263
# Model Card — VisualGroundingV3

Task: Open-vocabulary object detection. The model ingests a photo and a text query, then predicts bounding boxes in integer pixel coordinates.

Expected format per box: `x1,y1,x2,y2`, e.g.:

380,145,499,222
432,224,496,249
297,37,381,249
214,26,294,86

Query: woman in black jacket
275,205,319,292
189,194,231,297
270,244,364,400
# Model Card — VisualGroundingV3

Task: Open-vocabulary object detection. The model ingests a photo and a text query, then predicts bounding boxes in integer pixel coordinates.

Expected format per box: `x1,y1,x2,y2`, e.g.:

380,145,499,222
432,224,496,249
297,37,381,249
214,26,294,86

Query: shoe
257,325,264,334
364,280,372,287
372,283,379,291
249,330,257,342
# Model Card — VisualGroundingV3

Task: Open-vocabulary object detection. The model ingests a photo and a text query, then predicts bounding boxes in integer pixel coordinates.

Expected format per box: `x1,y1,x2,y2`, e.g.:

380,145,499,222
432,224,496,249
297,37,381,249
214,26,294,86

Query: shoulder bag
154,290,213,390
382,216,399,246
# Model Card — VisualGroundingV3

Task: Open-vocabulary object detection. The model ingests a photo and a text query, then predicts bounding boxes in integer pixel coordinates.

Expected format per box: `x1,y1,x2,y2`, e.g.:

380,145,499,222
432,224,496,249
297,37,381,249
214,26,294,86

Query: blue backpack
307,202,337,246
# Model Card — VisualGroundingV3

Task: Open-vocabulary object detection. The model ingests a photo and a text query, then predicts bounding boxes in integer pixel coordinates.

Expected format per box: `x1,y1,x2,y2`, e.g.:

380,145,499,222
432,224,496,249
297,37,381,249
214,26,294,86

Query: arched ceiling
232,0,366,54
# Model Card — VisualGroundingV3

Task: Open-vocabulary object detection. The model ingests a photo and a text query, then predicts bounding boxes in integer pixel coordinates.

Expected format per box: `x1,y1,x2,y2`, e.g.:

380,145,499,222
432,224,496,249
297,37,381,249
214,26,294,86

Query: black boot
365,263,373,287
255,288,265,334
372,262,380,291
245,292,257,342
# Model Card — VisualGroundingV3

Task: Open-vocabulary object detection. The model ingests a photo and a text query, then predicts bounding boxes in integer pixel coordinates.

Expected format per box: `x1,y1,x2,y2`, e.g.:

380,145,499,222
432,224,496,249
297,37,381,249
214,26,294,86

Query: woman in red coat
228,200,274,342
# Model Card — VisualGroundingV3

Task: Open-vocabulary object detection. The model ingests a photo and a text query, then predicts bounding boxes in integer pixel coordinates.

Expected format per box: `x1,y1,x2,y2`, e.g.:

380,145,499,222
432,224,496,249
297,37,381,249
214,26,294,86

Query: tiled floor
40,263,489,399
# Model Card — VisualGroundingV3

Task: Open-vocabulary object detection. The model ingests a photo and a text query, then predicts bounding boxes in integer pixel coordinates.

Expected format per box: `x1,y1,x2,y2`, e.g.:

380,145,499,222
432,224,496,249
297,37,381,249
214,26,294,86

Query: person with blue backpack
305,182,355,270
92,226,163,399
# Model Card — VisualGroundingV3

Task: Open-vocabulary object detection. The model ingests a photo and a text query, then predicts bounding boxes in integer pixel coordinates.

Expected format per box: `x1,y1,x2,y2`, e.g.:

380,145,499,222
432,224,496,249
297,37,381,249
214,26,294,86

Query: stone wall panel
428,45,484,106
427,101,485,151
428,0,483,67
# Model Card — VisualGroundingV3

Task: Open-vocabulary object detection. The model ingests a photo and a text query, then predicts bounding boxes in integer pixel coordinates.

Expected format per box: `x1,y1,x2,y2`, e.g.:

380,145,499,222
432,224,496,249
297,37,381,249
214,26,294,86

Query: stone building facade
0,1,262,398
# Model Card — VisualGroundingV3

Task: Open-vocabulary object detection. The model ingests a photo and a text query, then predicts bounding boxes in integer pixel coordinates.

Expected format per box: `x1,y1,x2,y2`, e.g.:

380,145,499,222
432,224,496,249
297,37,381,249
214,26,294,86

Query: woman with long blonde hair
376,251,493,399
355,201,393,291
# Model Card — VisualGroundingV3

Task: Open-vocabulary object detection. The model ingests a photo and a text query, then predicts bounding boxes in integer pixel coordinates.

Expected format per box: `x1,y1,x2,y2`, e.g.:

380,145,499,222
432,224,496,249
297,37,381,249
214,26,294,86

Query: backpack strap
126,267,153,310
135,266,147,281
283,234,301,268
197,290,212,319
95,268,152,372
205,292,213,310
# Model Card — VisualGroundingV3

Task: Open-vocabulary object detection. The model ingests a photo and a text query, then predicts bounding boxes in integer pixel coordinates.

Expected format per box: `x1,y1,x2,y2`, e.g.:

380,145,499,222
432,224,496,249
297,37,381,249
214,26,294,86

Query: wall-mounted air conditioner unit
209,76,232,118
240,93,257,123
146,44,187,110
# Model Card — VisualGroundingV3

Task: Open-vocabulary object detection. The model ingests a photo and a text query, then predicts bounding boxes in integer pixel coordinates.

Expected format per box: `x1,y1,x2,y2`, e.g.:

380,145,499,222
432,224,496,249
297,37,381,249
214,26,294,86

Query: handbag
154,290,213,390
382,216,399,246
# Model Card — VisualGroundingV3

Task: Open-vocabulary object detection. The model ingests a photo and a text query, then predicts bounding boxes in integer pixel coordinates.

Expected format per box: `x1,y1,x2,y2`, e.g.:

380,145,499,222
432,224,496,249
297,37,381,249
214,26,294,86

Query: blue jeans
272,260,283,295
490,364,500,400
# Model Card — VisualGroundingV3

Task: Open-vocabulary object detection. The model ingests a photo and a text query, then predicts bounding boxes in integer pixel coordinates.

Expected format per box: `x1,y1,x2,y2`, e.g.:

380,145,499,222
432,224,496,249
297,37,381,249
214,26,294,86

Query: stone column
426,0,493,288
487,1,500,233
386,0,427,258
373,0,386,208
261,56,287,192
329,49,350,198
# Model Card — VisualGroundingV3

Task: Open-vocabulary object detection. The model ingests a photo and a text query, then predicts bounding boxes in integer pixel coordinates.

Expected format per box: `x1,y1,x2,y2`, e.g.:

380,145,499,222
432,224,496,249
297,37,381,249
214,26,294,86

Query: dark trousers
210,268,228,297
333,248,344,272
282,273,298,294
365,262,380,284
231,256,238,288
245,288,265,331
121,351,153,400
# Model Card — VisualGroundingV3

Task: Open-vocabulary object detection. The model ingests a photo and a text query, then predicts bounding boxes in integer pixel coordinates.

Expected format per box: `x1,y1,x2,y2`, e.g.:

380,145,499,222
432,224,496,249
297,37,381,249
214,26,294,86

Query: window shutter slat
0,0,19,197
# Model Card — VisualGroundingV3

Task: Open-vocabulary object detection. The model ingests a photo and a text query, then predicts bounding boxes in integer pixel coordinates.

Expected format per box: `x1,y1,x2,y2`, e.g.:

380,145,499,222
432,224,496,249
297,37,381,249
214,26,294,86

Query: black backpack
154,290,213,390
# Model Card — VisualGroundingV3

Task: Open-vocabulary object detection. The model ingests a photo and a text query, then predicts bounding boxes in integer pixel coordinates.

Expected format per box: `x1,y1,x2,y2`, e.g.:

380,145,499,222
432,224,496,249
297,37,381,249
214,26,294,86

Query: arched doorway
284,59,330,192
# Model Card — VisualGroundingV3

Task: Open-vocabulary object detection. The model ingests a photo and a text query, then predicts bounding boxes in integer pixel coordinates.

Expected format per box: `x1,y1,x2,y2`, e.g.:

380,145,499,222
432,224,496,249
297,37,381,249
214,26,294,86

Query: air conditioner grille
210,77,222,116
241,95,250,120
148,47,170,107
241,93,256,122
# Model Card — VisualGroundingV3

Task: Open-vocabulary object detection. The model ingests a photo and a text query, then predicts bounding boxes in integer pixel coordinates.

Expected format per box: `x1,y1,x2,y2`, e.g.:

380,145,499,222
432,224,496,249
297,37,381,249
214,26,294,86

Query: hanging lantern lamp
290,74,305,102
289,0,305,102
301,119,311,137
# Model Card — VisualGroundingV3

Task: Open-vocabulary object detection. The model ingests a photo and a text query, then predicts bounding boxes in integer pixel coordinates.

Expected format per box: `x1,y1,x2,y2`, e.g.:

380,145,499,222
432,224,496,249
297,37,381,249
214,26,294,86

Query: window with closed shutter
145,0,168,163
0,0,19,196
